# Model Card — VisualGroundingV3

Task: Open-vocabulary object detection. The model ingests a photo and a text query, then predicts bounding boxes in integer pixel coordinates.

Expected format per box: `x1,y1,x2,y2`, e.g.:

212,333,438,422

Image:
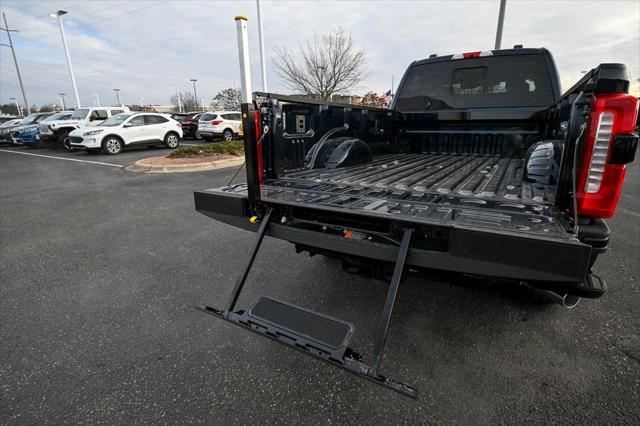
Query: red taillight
211,119,223,125
452,50,493,60
254,110,263,185
576,93,639,218
176,123,182,128
184,121,192,125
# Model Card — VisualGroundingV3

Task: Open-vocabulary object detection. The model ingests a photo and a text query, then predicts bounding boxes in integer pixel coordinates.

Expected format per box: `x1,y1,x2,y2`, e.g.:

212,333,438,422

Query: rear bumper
196,131,222,137
194,188,607,295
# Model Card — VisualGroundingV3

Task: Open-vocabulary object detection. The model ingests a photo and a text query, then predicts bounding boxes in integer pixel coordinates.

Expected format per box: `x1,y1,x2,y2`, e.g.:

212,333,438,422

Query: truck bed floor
259,154,569,239
282,153,555,204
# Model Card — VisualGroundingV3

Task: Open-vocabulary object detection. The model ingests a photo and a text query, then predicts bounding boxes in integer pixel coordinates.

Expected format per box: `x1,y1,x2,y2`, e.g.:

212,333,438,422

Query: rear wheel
164,132,180,149
195,132,203,140
102,136,123,155
222,129,233,142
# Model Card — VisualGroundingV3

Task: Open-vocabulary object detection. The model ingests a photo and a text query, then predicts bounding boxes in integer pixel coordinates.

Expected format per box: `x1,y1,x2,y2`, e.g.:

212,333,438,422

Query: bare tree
170,91,198,112
213,88,242,110
274,28,371,100
361,91,383,107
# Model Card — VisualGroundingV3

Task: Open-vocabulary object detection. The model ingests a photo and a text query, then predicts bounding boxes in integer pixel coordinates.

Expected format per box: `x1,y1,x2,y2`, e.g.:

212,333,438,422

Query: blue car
11,112,72,147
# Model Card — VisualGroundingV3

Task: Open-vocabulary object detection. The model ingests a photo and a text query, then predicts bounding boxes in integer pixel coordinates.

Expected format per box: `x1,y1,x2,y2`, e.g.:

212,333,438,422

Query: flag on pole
381,90,393,105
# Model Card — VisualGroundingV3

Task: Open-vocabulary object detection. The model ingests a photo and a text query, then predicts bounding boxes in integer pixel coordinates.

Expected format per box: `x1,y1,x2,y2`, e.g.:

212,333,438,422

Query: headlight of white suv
83,129,103,136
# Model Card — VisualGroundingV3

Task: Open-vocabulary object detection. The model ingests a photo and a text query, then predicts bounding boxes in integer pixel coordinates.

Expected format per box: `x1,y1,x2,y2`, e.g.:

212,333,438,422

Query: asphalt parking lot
1,144,639,424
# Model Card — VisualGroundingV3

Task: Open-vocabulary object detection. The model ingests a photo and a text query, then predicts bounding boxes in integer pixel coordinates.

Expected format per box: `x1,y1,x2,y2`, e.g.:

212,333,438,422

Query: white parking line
0,149,123,168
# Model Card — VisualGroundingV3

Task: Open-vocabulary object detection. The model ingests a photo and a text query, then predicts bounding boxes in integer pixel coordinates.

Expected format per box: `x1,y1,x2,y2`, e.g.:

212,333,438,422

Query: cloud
1,0,638,107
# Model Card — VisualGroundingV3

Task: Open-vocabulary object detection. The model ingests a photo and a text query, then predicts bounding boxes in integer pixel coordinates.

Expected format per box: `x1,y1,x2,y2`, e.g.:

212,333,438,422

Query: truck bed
281,153,555,204
259,153,570,240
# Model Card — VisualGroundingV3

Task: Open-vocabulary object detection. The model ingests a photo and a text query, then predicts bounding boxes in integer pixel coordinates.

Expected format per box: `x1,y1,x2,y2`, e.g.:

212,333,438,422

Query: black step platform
248,297,353,359
197,297,417,398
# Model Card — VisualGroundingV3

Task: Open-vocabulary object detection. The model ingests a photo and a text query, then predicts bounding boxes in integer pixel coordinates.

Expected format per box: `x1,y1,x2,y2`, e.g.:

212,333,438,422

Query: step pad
247,296,354,356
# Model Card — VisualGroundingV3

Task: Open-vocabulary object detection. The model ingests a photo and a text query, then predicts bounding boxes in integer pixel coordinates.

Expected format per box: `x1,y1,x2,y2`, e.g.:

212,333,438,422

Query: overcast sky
1,0,638,108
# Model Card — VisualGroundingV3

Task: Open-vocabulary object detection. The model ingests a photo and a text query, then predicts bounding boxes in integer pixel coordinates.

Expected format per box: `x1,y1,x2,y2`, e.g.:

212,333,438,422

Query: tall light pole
173,86,183,113
256,0,268,91
50,10,81,108
2,13,30,114
234,16,252,104
494,0,507,50
9,97,22,117
190,79,198,111
92,93,100,106
113,88,121,106
59,93,66,110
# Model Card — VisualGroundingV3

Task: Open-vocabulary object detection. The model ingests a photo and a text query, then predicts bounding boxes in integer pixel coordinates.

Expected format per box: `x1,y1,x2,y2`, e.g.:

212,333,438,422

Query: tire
102,136,123,155
56,130,71,151
164,132,180,149
195,133,203,140
222,129,233,142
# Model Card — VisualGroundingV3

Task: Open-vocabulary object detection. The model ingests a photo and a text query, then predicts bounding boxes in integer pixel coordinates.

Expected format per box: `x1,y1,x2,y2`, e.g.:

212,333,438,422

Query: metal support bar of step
224,207,274,313
196,207,418,398
371,227,412,372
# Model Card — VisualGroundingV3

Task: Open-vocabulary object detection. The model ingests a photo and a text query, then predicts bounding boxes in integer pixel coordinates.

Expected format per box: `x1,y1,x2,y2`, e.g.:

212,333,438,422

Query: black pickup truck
194,47,638,397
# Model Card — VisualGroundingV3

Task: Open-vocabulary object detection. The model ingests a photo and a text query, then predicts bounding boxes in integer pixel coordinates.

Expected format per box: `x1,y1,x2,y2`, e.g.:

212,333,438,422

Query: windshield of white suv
71,109,90,119
101,114,132,127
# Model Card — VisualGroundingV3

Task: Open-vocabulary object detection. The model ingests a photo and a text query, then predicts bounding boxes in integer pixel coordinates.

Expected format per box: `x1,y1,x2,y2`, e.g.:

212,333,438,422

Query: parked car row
1,107,242,155
1,110,184,155
170,110,243,142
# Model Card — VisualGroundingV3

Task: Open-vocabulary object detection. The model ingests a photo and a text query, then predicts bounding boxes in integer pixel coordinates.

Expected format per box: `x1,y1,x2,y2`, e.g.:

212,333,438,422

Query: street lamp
92,93,100,106
190,79,198,111
173,86,183,113
9,97,22,117
58,93,66,110
113,88,121,106
2,13,31,115
50,10,81,108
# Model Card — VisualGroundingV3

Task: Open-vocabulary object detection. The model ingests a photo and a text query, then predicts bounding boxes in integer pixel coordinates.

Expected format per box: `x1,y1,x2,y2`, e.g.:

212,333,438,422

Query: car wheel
57,130,71,151
222,129,233,142
195,133,203,140
102,136,123,155
164,132,180,149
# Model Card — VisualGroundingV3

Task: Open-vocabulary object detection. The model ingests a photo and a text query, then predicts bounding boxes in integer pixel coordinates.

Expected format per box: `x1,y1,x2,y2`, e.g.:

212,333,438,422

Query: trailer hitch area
519,282,580,308
196,207,418,398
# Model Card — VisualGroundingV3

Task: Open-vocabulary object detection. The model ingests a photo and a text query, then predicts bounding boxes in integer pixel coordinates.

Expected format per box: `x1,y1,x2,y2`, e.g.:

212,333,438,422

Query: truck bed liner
259,153,570,240
282,153,555,204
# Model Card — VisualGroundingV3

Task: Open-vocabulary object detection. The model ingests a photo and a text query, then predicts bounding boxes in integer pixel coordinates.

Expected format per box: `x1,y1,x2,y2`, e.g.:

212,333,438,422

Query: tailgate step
248,296,353,358
197,207,418,398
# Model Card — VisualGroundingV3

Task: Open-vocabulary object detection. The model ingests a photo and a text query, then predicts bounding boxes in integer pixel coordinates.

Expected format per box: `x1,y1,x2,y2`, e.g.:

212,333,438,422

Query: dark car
172,112,202,139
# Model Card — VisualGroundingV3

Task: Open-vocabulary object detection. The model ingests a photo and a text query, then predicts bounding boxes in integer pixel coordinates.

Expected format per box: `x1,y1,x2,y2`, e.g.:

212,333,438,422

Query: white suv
197,111,242,141
68,112,183,155
42,106,130,150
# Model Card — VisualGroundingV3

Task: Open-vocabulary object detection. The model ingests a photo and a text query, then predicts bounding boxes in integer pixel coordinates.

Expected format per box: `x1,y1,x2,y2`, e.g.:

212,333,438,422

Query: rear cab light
577,93,639,218
451,50,493,60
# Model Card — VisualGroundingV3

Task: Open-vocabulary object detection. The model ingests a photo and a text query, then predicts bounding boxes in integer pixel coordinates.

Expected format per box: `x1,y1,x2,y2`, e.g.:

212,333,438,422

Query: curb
125,155,245,173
